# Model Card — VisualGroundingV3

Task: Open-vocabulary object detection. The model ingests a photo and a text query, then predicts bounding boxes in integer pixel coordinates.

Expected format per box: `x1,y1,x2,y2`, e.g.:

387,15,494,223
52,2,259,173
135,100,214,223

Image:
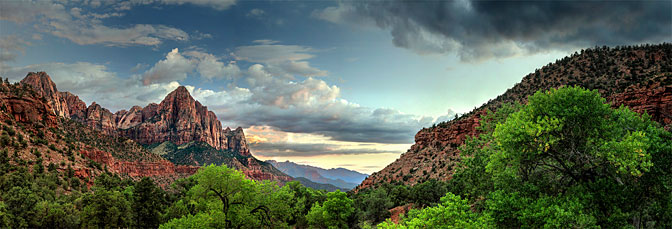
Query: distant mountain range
267,160,368,190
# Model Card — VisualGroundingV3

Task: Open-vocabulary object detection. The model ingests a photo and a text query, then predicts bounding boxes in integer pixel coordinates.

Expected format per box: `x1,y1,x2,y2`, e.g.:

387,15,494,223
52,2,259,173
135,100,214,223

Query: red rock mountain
20,72,248,155
357,44,672,191
16,72,288,183
0,79,199,187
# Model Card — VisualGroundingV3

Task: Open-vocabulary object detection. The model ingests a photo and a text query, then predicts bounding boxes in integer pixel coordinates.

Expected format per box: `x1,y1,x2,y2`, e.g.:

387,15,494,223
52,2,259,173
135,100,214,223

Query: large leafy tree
162,164,292,228
453,86,671,227
307,190,355,229
402,86,672,228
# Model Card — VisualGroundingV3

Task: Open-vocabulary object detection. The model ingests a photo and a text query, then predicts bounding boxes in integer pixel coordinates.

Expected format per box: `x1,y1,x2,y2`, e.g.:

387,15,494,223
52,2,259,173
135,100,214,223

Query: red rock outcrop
60,91,87,119
609,76,672,127
389,204,414,224
20,72,70,117
241,157,292,182
120,86,231,150
225,127,250,156
0,80,58,128
81,149,199,177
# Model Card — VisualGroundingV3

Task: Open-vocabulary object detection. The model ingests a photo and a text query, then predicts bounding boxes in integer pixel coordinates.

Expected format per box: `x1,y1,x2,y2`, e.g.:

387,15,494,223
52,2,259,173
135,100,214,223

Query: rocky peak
20,72,69,117
226,127,250,156
59,91,87,119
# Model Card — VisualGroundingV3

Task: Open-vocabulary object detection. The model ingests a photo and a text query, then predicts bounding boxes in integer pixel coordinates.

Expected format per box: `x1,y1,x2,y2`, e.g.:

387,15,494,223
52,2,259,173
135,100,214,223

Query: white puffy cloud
184,50,241,80
141,48,195,85
139,48,241,84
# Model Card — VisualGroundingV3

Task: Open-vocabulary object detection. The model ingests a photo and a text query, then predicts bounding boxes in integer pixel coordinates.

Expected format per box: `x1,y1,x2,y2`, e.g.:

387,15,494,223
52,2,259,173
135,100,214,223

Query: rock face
0,81,58,128
356,44,672,191
119,86,231,150
81,149,199,178
19,72,69,117
60,91,87,119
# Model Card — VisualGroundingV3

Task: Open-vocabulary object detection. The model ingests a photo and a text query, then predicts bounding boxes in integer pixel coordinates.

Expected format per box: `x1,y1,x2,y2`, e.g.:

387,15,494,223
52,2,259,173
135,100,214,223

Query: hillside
357,44,672,191
149,141,291,182
268,160,368,190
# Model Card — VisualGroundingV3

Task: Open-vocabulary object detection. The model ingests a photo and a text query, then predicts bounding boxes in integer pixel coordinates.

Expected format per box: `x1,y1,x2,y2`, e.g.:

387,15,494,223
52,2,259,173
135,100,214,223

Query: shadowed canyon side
356,44,672,191
17,72,291,183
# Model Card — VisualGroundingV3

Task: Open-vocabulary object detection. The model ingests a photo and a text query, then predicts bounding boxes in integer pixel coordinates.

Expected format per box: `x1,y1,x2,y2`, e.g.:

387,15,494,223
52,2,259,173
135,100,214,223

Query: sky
1,0,670,174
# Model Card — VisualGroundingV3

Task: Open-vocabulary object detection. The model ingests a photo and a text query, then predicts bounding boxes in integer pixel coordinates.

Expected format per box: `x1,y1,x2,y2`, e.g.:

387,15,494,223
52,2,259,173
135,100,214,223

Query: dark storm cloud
250,142,399,157
316,0,672,60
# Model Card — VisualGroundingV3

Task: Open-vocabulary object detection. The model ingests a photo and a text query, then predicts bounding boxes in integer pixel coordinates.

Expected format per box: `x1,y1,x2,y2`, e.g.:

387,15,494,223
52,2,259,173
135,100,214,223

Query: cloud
234,43,328,77
235,44,315,63
205,63,435,144
246,8,265,18
315,0,672,61
150,0,237,11
139,48,241,84
0,1,71,23
1,1,190,47
141,48,195,85
184,50,241,80
250,142,398,157
0,36,31,66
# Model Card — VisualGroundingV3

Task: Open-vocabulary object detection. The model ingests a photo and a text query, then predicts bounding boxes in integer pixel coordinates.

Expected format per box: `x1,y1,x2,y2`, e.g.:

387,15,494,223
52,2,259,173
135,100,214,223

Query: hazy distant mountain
267,160,368,190
292,177,342,192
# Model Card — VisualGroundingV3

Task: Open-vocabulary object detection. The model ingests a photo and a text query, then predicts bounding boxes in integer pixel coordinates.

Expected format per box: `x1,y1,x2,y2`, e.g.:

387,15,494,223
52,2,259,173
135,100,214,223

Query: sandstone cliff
356,44,672,191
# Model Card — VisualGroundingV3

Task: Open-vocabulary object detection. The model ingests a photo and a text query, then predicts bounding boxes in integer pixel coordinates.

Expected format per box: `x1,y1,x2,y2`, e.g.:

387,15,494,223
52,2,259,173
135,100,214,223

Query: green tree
451,86,672,227
307,190,354,229
133,177,163,228
354,188,394,224
409,179,447,207
80,188,133,228
162,165,289,228
378,192,493,228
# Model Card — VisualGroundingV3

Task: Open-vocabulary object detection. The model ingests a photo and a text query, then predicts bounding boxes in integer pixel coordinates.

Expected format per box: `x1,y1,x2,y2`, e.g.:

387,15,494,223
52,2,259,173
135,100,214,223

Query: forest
1,86,671,228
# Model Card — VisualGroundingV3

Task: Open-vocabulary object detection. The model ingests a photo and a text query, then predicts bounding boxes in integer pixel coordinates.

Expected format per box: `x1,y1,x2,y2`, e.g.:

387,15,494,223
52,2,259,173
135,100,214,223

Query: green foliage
80,188,133,228
307,190,355,229
163,164,294,228
160,210,228,229
378,193,493,228
447,86,672,227
133,177,164,228
354,188,394,224
409,179,448,207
